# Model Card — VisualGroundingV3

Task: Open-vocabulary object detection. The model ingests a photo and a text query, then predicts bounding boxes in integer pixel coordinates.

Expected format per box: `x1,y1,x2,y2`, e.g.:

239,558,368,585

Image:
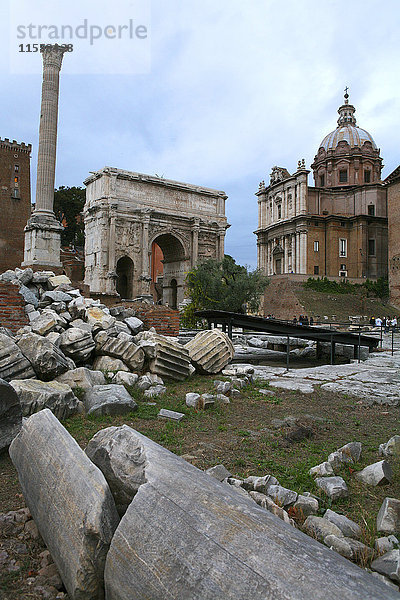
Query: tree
53,186,85,246
182,256,268,326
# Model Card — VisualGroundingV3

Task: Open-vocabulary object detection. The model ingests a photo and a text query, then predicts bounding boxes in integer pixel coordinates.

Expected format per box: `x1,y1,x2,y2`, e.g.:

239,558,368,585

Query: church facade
255,93,388,281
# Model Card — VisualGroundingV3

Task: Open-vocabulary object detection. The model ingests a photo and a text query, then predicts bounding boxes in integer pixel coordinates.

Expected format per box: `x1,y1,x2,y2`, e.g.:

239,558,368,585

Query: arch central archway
150,233,188,307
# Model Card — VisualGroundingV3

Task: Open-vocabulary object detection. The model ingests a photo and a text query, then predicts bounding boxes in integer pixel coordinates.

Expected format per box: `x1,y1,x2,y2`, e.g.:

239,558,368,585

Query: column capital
41,45,68,70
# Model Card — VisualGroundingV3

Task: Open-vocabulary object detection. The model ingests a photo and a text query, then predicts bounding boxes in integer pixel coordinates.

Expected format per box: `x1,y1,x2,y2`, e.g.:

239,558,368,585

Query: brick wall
0,139,32,272
0,282,28,333
113,301,180,336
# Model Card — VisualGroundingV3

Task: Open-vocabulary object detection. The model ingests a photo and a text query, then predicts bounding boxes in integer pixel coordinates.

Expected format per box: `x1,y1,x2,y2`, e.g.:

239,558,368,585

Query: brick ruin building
385,166,400,308
0,138,32,273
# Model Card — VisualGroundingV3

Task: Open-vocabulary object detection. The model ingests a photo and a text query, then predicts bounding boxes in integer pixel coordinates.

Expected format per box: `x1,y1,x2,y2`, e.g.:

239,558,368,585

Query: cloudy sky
1,0,400,268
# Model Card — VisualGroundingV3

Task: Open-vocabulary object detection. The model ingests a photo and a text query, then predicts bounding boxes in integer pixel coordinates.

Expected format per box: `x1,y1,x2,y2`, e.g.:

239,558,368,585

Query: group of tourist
369,316,398,331
293,315,314,326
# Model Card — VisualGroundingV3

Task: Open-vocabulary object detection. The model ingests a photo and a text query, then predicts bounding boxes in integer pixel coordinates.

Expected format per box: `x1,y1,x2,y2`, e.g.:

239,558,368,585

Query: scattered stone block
186,329,234,374
19,285,38,308
185,392,201,408
0,269,17,282
47,275,71,289
86,307,115,332
252,475,279,495
324,535,374,561
137,375,152,391
309,461,335,477
355,460,392,486
58,328,95,363
56,367,106,391
30,312,58,336
323,509,361,539
379,436,400,458
0,333,35,382
266,484,297,507
371,550,400,582
375,536,399,555
206,464,232,482
124,317,144,335
85,385,137,416
85,425,146,517
46,331,61,345
69,318,92,333
216,393,230,404
9,409,120,600
10,379,82,420
158,408,185,421
92,355,129,373
241,475,261,491
315,476,348,500
0,378,22,452
292,495,319,519
144,385,166,398
42,290,73,304
17,333,70,381
249,491,292,523
114,371,138,387
377,498,400,534
303,515,344,542
31,271,54,284
327,442,362,469
214,380,232,395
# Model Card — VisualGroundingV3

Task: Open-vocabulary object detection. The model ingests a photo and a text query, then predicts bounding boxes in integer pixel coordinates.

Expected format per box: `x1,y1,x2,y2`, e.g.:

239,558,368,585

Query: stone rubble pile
0,268,235,450
207,435,400,590
8,414,397,600
0,505,68,599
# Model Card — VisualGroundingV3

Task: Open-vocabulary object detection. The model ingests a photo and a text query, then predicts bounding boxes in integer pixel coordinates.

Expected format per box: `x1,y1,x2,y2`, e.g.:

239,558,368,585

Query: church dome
320,125,377,151
311,90,382,188
318,90,377,152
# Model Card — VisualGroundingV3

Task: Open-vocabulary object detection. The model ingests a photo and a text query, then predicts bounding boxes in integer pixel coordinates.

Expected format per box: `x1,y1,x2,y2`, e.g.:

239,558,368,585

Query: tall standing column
23,46,67,270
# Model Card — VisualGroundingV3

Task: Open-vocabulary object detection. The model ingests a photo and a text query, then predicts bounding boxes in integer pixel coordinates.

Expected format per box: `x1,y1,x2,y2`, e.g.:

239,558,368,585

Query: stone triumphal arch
83,167,228,306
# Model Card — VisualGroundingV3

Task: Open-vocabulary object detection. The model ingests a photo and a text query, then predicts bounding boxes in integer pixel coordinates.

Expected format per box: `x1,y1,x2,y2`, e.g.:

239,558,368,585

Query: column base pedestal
22,214,63,271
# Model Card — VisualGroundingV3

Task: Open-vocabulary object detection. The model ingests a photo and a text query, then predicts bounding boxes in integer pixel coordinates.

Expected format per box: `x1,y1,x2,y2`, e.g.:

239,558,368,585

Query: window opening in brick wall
339,238,347,257
368,239,376,256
